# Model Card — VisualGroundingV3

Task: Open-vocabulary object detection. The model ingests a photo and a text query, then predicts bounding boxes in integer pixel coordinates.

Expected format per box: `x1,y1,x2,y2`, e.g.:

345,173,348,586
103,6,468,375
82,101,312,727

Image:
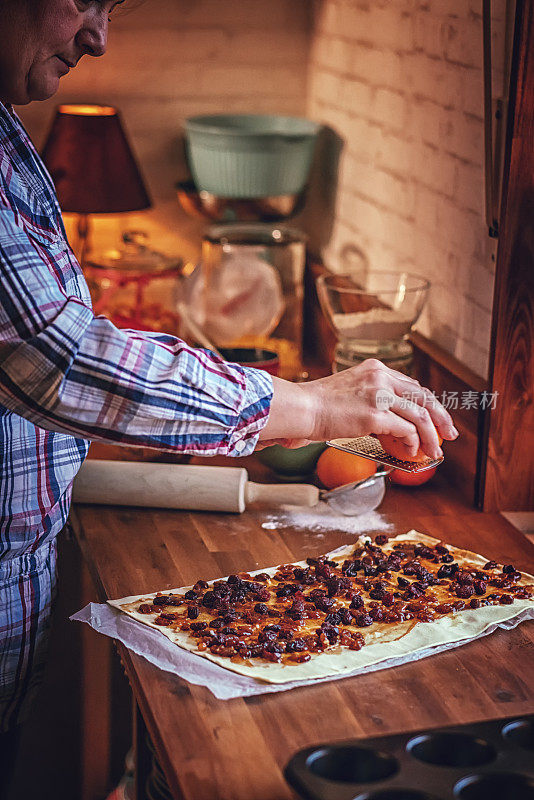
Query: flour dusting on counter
261,502,393,535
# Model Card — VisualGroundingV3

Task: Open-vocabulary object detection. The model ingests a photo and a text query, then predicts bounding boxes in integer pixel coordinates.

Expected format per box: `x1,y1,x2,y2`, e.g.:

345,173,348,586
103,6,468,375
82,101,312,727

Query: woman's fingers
390,379,458,441
362,361,458,442
386,395,443,459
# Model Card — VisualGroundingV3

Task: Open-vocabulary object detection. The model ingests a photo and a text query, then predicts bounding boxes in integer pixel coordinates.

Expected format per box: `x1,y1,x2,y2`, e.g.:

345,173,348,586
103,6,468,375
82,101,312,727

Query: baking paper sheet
71,602,534,699
72,530,534,698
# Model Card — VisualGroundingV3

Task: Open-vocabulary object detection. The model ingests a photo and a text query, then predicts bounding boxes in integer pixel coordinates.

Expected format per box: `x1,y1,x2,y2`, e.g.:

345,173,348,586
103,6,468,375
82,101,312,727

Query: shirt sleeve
0,202,273,457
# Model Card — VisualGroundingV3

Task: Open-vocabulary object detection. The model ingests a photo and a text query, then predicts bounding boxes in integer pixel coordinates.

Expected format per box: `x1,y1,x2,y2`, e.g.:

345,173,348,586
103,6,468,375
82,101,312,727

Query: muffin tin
285,714,534,800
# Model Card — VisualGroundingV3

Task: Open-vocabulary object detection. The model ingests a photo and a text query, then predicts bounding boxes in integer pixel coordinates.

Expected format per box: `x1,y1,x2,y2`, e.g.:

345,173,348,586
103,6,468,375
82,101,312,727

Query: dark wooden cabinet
480,0,534,512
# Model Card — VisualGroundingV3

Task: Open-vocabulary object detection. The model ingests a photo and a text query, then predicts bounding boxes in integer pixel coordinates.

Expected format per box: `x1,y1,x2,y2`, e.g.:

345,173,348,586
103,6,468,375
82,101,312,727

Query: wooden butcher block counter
70,461,534,800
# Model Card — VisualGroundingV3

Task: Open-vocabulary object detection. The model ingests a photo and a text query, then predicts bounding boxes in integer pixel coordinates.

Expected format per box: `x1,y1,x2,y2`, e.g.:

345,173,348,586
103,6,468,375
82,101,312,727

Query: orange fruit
316,447,376,489
390,466,437,486
378,429,443,463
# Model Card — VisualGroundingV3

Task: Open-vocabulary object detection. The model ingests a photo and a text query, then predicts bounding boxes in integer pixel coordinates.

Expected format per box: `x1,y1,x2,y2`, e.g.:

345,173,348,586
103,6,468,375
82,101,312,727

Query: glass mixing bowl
316,271,430,357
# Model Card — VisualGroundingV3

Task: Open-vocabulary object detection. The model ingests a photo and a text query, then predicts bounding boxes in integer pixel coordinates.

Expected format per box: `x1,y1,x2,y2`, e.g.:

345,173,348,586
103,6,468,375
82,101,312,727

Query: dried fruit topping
455,584,475,599
152,594,171,606
456,570,474,585
353,613,373,627
363,565,379,577
342,559,362,576
154,614,174,626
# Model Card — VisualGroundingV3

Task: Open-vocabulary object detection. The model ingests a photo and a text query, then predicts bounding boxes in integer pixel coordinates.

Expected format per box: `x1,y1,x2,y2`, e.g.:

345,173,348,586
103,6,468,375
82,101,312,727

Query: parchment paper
71,531,534,698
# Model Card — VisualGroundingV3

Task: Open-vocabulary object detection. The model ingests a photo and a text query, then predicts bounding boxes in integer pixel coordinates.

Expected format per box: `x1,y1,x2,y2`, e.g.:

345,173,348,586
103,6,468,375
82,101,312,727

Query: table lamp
42,104,151,265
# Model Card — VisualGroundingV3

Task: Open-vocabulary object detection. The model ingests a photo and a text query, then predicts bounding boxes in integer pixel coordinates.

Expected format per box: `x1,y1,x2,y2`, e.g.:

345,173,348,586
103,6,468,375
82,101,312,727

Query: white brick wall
306,0,507,379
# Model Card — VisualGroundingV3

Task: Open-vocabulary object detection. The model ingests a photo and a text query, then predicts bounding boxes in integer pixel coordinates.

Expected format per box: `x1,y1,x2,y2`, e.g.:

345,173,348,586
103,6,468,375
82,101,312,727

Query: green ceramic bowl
256,442,327,479
184,114,320,199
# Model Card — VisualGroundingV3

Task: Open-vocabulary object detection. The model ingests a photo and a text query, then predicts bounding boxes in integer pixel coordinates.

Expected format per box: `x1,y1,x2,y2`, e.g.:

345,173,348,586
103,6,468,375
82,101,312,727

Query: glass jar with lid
84,231,183,335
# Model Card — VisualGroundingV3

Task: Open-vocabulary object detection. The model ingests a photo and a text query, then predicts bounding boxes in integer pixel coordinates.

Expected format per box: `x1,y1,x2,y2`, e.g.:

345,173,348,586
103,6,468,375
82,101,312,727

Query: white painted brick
310,68,344,107
113,0,311,32
349,44,405,91
344,117,381,163
402,53,465,107
107,27,229,64
363,6,415,51
455,160,484,214
340,78,374,112
313,1,342,38
336,2,374,41
460,66,484,116
315,1,368,40
310,34,330,69
200,65,306,98
443,18,483,68
322,220,370,273
367,240,417,273
408,98,455,147
427,0,467,17
371,89,408,131
326,37,359,75
341,157,416,216
370,205,417,256
374,131,417,177
445,111,484,165
454,337,490,379
455,256,496,312
458,299,493,343
434,199,482,253
411,144,457,197
414,13,446,57
414,185,440,232
412,230,450,285
226,29,309,65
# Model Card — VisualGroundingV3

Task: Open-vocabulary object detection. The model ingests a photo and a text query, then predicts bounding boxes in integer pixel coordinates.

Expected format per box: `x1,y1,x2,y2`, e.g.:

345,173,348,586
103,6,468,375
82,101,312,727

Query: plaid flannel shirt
0,102,273,730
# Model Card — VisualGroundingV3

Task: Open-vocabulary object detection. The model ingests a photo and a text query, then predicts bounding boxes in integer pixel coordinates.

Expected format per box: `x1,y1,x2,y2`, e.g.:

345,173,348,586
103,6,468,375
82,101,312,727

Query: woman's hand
257,359,458,459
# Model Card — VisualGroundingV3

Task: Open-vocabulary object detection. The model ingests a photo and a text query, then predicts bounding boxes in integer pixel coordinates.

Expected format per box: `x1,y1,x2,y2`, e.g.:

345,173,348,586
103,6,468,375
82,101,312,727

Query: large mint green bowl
255,442,327,479
184,114,320,199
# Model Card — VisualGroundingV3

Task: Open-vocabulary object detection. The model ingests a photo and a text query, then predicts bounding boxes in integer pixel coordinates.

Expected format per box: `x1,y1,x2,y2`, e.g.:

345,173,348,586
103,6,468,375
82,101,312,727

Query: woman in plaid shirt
0,0,457,787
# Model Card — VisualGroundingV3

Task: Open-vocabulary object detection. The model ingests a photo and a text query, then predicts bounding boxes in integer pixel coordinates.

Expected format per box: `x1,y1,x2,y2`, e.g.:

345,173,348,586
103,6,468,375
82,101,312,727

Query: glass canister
84,231,183,334
189,224,306,378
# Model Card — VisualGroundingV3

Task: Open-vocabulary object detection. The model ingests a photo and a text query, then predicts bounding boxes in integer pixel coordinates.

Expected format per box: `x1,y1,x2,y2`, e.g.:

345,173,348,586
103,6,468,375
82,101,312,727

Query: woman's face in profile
0,0,123,105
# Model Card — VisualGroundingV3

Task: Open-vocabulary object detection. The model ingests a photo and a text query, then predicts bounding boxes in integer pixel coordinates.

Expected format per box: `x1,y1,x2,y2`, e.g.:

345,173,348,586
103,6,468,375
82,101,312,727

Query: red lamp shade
42,104,151,214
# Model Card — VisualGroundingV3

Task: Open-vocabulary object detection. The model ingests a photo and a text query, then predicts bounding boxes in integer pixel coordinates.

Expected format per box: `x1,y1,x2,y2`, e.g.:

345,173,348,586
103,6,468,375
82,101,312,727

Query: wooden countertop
71,463,534,800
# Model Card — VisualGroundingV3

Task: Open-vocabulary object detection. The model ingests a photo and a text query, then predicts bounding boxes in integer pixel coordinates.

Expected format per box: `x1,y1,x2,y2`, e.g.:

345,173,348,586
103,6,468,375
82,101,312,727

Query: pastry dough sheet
109,531,534,684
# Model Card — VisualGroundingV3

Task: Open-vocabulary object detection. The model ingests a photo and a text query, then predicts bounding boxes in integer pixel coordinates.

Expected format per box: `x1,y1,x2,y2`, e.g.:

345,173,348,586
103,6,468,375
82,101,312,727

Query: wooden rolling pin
72,460,320,513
